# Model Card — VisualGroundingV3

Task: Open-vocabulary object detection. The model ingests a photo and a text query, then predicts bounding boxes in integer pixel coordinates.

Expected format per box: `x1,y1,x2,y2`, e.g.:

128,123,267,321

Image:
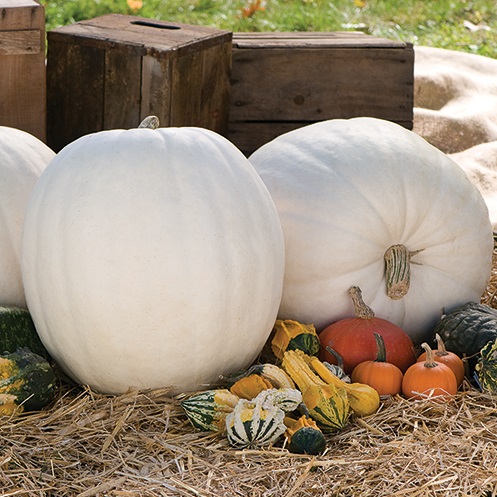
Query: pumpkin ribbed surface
249,117,493,344
0,127,54,308
21,126,285,395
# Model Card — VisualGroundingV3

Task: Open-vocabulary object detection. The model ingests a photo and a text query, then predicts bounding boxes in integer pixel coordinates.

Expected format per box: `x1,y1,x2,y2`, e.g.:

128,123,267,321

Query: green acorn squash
0,347,57,414
285,415,327,455
434,302,497,360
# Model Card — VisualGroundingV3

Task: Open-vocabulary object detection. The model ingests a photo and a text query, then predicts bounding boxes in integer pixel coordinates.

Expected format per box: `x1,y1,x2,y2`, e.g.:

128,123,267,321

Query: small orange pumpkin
402,343,458,400
416,333,465,387
351,333,404,396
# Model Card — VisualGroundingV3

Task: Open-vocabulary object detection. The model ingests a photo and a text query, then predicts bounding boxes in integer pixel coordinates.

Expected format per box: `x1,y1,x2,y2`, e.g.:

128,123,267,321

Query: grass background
41,0,497,58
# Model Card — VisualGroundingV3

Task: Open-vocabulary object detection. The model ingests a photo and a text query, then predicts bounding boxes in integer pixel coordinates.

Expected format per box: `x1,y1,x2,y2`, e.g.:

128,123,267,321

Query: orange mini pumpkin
416,333,465,387
402,343,458,400
351,333,404,396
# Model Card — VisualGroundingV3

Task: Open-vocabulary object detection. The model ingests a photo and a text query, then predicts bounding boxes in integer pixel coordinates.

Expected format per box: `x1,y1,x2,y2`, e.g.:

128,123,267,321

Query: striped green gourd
181,389,239,432
226,388,302,448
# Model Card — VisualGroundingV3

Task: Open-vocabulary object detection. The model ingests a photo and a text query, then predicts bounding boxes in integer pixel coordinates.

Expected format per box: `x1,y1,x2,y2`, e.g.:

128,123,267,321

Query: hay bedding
5,47,497,496
3,381,497,497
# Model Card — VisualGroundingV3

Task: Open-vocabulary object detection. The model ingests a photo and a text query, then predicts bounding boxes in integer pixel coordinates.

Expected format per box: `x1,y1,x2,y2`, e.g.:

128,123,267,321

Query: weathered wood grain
0,0,46,141
47,14,232,151
229,32,414,155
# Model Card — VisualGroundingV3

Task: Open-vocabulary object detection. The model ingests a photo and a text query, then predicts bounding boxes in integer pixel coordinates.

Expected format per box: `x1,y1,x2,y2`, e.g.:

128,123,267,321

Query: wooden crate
229,32,414,155
0,0,46,141
46,14,232,151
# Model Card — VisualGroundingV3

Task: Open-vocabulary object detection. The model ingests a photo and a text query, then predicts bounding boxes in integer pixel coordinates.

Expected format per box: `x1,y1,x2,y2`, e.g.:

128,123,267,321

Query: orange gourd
402,343,458,400
351,333,404,396
416,333,465,387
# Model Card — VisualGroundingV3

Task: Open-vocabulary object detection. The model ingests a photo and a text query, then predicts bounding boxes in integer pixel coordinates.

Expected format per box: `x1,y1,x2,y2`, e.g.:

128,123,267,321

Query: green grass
41,0,497,58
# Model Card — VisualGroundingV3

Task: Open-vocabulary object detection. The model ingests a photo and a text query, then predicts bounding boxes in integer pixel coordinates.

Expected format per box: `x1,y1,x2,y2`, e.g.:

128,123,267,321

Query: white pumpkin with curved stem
0,127,55,308
21,118,285,394
249,117,493,344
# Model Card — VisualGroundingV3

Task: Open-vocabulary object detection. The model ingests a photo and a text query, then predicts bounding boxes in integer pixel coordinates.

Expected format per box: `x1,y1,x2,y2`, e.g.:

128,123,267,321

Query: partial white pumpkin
249,117,493,344
0,127,55,308
21,122,285,394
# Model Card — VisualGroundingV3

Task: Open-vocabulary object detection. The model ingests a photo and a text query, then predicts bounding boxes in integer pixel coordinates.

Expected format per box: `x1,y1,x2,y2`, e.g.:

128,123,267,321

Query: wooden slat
0,29,41,54
230,46,413,123
199,41,232,135
140,55,173,126
104,50,142,130
0,0,45,141
233,31,408,49
170,41,231,133
47,41,105,151
0,0,44,31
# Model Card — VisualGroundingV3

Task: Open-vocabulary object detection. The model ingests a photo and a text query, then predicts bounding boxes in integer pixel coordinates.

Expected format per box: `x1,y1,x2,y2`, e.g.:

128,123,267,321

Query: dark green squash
0,347,57,414
0,306,50,360
434,302,497,360
285,415,327,455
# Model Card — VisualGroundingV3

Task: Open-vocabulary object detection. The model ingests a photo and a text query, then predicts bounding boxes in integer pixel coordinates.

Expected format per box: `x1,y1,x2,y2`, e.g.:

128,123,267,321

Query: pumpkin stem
373,333,387,363
138,115,160,129
348,286,375,319
420,342,439,369
384,244,418,300
434,333,449,357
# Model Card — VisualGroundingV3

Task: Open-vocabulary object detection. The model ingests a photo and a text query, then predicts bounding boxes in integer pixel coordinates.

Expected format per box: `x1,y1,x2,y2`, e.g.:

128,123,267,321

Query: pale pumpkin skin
21,125,285,395
0,127,55,308
249,117,493,344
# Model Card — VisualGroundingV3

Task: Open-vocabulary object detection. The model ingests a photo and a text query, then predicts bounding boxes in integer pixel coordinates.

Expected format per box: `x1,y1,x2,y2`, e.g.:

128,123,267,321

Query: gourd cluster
180,290,477,455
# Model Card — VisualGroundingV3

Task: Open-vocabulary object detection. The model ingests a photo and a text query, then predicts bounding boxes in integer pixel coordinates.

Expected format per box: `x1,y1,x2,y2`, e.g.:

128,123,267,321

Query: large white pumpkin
249,117,493,344
21,123,285,394
0,127,55,307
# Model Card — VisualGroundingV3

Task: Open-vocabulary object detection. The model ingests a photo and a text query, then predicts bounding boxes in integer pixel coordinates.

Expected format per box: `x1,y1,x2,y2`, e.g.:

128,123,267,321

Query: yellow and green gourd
282,350,350,431
0,347,57,414
271,319,321,359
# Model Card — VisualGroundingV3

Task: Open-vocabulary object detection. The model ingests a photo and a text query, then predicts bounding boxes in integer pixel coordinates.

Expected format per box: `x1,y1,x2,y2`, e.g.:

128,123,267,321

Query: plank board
46,43,105,151
0,0,46,141
229,31,414,155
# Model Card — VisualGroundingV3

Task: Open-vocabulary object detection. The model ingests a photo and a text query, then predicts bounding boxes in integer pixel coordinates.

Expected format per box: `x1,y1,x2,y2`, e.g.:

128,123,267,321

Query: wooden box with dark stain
229,32,414,155
0,0,46,141
46,14,232,151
